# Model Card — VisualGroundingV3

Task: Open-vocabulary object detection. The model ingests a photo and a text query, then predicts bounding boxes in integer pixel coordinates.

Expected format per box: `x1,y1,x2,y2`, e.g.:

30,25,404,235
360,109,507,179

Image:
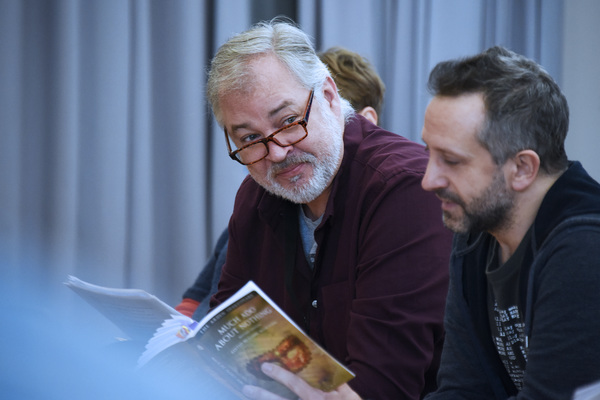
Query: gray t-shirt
486,229,532,390
298,206,323,269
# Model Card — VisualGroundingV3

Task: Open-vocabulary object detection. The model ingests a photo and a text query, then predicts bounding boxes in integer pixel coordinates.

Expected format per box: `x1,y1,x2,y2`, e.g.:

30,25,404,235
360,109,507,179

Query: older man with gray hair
204,18,451,400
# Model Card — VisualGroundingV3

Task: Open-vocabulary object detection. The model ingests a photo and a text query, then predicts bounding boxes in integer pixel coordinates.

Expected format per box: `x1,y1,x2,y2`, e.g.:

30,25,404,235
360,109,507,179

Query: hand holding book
243,362,363,400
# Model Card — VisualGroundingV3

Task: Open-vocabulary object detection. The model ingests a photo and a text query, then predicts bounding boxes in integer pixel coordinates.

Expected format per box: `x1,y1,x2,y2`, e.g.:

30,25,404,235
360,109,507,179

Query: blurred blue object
0,272,237,399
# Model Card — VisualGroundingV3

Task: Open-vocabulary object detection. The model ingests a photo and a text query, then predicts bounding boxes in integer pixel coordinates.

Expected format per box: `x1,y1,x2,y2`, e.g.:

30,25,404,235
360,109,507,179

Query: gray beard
254,102,344,204
263,149,341,204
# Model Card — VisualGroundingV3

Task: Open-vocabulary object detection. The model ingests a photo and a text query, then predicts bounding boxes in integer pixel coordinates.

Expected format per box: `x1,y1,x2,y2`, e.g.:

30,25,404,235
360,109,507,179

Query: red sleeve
175,298,200,318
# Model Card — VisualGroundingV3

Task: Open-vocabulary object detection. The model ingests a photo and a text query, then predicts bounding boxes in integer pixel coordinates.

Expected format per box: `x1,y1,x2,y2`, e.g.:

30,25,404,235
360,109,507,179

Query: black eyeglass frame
224,90,315,166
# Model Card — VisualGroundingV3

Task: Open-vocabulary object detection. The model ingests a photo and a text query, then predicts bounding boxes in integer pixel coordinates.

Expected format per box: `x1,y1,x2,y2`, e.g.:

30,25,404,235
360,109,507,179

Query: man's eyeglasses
224,90,314,166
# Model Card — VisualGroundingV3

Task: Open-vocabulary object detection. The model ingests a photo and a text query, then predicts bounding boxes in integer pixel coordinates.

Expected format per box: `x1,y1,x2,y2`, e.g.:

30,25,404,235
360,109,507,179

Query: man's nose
421,162,446,192
264,140,292,163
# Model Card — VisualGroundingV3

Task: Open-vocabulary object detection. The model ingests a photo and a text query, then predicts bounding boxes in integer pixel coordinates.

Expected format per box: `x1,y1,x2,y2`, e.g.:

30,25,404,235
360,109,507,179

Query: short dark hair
427,46,569,174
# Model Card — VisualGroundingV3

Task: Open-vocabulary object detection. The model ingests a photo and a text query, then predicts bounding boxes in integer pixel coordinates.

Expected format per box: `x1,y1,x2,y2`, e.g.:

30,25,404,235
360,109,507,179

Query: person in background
246,46,600,400
176,46,388,321
199,18,451,399
318,46,385,126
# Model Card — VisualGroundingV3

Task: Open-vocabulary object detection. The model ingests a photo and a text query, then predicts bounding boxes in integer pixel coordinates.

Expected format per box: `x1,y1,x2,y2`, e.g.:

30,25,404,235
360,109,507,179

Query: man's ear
358,106,378,125
509,150,540,192
322,76,341,110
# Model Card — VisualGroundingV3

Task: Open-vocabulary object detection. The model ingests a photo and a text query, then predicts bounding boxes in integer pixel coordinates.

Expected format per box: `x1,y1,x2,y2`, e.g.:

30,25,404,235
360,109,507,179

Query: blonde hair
318,46,385,116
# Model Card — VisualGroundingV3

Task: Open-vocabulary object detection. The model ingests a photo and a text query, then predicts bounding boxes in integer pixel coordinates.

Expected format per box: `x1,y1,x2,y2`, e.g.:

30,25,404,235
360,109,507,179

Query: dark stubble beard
437,168,515,234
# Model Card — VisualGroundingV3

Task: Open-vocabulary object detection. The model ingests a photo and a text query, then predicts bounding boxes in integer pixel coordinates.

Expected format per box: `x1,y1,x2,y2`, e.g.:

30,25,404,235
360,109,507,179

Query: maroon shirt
212,115,452,399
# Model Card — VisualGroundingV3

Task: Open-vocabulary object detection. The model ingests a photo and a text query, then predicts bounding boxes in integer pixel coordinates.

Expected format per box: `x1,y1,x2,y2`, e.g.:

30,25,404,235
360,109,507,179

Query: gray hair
206,18,353,125
427,46,569,175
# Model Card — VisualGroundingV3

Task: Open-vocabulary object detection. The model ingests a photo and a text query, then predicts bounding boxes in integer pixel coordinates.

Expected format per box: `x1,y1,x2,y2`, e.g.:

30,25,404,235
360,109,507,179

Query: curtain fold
0,0,567,307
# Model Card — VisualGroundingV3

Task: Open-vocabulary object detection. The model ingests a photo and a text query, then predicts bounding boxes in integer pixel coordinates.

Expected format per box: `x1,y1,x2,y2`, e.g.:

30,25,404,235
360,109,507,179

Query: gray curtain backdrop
0,0,573,306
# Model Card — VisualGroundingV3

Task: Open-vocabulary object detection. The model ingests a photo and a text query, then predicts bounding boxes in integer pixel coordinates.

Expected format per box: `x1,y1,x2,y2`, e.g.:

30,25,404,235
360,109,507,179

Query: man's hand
242,363,362,400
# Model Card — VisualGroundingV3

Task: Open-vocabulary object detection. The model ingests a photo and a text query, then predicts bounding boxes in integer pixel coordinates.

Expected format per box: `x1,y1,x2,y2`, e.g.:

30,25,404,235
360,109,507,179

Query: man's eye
283,116,298,125
241,133,262,144
443,158,460,166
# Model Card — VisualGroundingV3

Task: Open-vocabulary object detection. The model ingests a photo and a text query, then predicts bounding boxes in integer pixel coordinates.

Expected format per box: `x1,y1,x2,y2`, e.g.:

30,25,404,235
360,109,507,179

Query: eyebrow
438,147,472,161
268,100,293,118
229,100,294,135
423,139,471,160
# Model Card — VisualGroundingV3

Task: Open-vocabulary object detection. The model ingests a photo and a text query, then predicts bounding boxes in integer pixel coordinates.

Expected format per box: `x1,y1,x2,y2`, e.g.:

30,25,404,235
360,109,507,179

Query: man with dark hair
249,46,600,400
419,45,600,399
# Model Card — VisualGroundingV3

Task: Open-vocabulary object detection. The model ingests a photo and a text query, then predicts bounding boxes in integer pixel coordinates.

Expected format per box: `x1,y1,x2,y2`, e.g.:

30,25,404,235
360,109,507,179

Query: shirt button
311,300,318,308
